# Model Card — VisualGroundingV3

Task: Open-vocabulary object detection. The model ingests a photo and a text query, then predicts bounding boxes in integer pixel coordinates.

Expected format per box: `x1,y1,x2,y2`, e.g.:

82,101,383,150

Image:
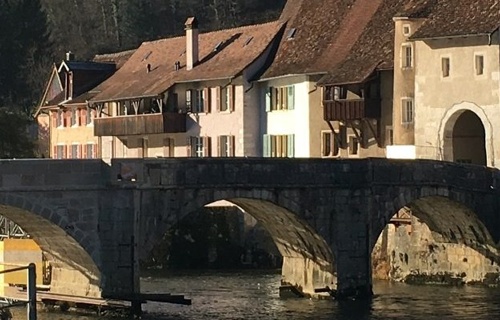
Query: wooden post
27,263,37,320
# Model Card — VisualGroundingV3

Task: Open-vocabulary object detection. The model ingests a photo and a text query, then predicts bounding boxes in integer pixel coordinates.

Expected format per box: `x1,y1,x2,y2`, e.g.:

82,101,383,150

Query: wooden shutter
52,146,57,159
287,134,295,158
81,108,87,126
216,86,221,112
202,136,211,157
82,144,87,159
230,135,235,156
263,134,271,157
228,85,235,112
203,88,211,113
217,135,223,157
265,87,272,112
186,137,192,157
287,86,295,110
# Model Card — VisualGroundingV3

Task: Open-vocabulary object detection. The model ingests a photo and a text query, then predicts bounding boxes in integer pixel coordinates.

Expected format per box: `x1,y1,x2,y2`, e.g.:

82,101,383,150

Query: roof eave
90,93,163,105
258,72,327,82
411,32,492,41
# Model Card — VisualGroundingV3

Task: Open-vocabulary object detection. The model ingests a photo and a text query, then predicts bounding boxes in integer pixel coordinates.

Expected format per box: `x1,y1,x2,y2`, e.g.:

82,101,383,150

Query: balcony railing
94,112,187,136
323,98,381,121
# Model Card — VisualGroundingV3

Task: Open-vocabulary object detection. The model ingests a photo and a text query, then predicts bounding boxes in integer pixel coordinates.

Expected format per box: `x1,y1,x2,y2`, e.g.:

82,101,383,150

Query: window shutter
228,85,235,112
230,135,235,157
78,145,82,159
265,87,272,112
203,136,211,157
217,135,223,157
52,146,57,159
186,137,192,157
203,88,211,113
287,134,295,158
216,86,221,112
81,109,87,126
186,90,192,112
263,134,271,157
82,144,88,159
287,86,295,110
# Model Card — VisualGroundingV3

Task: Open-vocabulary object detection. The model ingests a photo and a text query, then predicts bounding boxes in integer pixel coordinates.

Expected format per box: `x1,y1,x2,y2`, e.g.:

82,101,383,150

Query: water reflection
6,270,500,320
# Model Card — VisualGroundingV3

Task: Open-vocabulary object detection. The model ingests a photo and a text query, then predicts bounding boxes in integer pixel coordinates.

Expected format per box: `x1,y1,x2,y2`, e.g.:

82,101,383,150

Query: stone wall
373,214,500,285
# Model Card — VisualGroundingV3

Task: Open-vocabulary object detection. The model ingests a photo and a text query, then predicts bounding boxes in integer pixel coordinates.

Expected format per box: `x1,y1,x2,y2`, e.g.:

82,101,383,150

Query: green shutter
287,86,295,110
265,87,272,112
263,134,271,157
287,134,295,158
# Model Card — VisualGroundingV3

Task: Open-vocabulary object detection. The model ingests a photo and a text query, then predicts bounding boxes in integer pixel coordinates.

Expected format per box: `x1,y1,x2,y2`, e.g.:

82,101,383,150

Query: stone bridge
0,158,499,299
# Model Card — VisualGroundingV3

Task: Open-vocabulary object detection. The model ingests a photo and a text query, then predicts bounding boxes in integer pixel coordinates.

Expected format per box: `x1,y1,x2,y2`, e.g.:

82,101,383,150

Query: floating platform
0,286,191,315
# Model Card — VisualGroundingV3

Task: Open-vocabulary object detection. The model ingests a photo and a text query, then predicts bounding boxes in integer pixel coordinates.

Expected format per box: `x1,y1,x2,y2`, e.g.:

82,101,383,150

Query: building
258,0,410,159
88,18,284,162
388,0,500,168
36,50,134,159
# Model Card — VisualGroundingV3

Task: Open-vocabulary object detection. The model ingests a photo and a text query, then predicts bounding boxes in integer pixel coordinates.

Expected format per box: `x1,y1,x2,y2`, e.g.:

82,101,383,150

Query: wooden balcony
323,98,381,121
94,112,186,136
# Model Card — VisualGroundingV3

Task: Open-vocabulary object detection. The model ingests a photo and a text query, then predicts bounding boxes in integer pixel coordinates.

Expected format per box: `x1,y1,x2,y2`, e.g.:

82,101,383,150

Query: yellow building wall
0,239,44,296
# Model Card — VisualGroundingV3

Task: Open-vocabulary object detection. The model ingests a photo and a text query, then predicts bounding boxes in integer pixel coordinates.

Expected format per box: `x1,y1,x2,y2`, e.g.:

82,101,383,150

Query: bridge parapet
0,159,110,191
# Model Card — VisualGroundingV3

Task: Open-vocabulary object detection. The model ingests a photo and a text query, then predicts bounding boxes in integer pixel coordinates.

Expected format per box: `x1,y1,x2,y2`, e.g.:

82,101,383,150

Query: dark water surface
8,270,500,319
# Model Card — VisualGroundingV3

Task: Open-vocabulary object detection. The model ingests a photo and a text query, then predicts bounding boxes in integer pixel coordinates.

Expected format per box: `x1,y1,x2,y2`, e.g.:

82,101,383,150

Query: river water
7,270,500,319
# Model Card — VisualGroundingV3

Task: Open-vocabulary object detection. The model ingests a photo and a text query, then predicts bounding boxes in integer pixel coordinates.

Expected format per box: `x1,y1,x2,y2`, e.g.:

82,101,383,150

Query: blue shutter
287,86,295,110
287,134,295,158
265,87,272,112
263,134,271,157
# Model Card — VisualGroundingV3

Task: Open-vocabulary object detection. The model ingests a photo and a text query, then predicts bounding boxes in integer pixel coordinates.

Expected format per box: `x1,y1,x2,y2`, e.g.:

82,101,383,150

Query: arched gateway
1,158,500,301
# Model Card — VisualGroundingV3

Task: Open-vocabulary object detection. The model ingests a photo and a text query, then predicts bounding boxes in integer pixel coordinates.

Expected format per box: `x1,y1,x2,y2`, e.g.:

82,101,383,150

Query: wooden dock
0,286,191,315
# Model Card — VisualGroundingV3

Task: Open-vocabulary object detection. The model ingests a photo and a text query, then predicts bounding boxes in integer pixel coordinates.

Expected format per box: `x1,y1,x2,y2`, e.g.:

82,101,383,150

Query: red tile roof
91,21,284,103
411,0,500,39
262,0,358,79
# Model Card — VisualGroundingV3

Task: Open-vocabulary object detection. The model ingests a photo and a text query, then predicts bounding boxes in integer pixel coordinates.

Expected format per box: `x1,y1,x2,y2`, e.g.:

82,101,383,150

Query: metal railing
0,263,36,320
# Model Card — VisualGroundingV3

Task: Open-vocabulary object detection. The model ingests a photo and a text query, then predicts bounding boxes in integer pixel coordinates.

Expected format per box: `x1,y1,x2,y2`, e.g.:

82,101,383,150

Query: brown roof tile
91,21,284,103
411,0,500,39
318,0,410,85
262,0,357,79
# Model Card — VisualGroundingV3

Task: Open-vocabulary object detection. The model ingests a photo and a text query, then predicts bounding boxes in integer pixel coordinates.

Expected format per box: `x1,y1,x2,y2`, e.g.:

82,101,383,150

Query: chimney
65,51,75,61
185,17,199,71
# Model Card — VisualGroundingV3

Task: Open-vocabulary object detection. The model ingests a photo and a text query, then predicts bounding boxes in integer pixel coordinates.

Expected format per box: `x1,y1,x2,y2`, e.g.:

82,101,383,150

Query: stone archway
438,102,493,166
138,188,337,297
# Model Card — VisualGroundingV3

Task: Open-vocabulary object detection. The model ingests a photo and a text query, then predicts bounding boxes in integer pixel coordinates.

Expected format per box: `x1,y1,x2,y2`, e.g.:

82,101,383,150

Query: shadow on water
7,273,500,320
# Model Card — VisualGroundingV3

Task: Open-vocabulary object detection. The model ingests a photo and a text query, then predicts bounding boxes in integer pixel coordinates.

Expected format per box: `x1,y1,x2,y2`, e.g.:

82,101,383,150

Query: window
442,57,450,77
475,55,484,75
402,44,412,68
71,108,78,126
403,25,411,36
218,85,235,112
265,86,295,111
55,145,66,159
86,107,94,125
70,144,79,159
263,134,295,158
401,98,414,124
287,28,297,40
324,86,346,100
187,89,210,113
85,144,95,159
188,136,211,157
321,131,339,157
163,138,174,157
348,136,359,156
218,135,235,157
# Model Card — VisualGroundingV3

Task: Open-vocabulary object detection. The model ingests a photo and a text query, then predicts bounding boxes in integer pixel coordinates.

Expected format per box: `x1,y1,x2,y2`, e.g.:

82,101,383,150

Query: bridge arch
438,102,493,166
138,187,336,297
372,186,500,285
0,193,101,297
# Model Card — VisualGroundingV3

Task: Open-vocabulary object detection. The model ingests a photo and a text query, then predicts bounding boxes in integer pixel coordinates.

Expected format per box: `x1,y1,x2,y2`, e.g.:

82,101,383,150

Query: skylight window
214,41,223,52
244,36,254,46
287,28,297,40
142,51,152,61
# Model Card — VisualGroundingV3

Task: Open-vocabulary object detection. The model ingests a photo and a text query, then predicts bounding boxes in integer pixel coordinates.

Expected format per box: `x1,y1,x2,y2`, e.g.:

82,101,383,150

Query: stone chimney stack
65,51,75,61
185,17,199,71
